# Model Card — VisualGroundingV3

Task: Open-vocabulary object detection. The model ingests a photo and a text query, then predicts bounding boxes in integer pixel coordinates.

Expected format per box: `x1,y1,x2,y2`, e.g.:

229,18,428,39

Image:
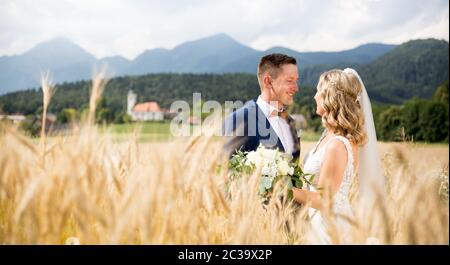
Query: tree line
0,74,448,142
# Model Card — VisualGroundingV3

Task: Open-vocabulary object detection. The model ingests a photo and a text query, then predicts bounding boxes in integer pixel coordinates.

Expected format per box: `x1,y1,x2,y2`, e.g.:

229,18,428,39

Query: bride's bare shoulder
324,138,348,159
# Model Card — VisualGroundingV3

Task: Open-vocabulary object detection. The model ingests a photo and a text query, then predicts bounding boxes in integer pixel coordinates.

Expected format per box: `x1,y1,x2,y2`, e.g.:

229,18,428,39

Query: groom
223,53,301,161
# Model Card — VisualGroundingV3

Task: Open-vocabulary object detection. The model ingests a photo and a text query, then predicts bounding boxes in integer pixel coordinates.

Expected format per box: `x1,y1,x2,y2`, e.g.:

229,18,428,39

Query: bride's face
314,89,325,116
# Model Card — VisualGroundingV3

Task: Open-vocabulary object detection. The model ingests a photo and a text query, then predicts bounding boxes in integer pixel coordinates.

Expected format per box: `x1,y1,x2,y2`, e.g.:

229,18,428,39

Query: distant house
0,114,26,124
188,115,201,125
45,113,57,123
1,113,59,135
36,113,58,134
290,114,307,129
127,90,164,121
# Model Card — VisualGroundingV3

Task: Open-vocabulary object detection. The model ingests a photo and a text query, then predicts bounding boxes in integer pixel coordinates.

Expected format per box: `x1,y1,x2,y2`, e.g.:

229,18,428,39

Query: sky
0,0,448,60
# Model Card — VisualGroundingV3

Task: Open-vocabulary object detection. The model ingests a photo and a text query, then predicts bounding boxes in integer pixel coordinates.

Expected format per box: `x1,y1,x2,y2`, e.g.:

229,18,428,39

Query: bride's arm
292,139,348,210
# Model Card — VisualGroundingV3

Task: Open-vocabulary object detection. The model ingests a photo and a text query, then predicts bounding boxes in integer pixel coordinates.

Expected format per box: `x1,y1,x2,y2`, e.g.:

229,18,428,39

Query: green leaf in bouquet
285,176,293,190
301,173,315,186
287,189,293,201
261,176,273,189
293,164,304,175
295,179,303,189
259,183,266,194
242,163,255,174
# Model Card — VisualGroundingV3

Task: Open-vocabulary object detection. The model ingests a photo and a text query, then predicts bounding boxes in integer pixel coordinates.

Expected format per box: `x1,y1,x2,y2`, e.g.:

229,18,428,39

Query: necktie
269,107,287,119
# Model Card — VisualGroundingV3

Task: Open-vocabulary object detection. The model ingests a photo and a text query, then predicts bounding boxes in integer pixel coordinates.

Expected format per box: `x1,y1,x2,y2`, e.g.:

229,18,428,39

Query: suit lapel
286,114,301,160
251,99,285,152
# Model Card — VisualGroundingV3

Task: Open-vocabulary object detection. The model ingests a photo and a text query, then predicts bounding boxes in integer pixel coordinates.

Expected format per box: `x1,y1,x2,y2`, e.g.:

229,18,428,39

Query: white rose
287,166,294,175
261,163,277,178
278,159,293,176
259,148,277,164
245,151,261,166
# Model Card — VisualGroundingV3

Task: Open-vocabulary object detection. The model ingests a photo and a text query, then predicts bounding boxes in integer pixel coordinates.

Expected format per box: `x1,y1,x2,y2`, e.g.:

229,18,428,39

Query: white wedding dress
303,134,356,244
298,68,384,244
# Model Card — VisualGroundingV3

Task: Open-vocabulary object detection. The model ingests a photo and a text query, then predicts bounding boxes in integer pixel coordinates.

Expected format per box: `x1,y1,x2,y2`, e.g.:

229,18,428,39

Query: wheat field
0,75,448,245
0,121,448,245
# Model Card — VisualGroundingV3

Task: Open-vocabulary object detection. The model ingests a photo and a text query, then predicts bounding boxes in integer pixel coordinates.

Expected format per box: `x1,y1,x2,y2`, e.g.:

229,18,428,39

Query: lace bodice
303,135,355,217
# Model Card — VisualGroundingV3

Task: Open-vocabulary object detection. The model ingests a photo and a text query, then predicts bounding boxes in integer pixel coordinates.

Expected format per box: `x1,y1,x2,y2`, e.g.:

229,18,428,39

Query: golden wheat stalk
39,70,56,159
87,65,109,125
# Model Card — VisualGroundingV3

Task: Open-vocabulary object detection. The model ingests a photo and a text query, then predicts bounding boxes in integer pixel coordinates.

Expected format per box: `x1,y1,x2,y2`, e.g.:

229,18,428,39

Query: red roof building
133,102,162,113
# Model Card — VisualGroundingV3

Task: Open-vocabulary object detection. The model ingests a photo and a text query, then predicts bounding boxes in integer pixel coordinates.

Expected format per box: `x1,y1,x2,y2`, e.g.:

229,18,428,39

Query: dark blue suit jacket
223,99,301,161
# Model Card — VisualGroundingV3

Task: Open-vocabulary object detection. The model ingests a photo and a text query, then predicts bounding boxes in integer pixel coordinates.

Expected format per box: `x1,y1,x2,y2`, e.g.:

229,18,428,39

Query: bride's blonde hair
317,69,367,145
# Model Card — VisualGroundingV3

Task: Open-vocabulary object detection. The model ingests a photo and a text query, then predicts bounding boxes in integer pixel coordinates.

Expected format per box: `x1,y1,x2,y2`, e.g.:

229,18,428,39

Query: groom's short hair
257,53,296,83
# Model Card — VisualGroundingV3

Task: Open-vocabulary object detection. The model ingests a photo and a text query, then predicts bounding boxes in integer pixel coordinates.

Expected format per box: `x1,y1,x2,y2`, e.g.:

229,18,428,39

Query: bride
292,68,384,244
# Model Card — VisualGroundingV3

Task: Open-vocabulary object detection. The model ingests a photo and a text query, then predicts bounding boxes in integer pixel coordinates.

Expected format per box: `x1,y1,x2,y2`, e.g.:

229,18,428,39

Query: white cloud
0,0,448,59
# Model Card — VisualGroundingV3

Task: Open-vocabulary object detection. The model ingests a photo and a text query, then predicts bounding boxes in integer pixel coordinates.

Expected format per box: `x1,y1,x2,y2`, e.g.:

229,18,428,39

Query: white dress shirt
256,96,294,155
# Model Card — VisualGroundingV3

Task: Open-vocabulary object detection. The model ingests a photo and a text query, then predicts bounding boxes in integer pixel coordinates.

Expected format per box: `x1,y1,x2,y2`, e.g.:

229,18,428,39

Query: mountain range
0,33,397,94
0,36,448,121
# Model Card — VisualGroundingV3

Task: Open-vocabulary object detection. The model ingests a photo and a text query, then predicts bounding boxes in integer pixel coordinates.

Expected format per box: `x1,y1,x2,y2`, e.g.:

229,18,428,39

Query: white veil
343,68,385,204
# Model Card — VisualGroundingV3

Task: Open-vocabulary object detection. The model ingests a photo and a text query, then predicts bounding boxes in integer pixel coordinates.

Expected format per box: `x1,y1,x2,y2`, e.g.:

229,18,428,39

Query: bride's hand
292,187,303,199
292,186,324,210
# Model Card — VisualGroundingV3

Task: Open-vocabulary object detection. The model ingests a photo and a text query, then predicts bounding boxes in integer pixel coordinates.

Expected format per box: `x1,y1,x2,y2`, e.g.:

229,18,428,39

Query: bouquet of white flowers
228,144,314,203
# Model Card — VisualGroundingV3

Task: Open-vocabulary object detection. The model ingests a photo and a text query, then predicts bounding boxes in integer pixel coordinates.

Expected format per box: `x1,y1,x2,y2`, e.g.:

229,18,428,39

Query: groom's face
270,64,299,106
